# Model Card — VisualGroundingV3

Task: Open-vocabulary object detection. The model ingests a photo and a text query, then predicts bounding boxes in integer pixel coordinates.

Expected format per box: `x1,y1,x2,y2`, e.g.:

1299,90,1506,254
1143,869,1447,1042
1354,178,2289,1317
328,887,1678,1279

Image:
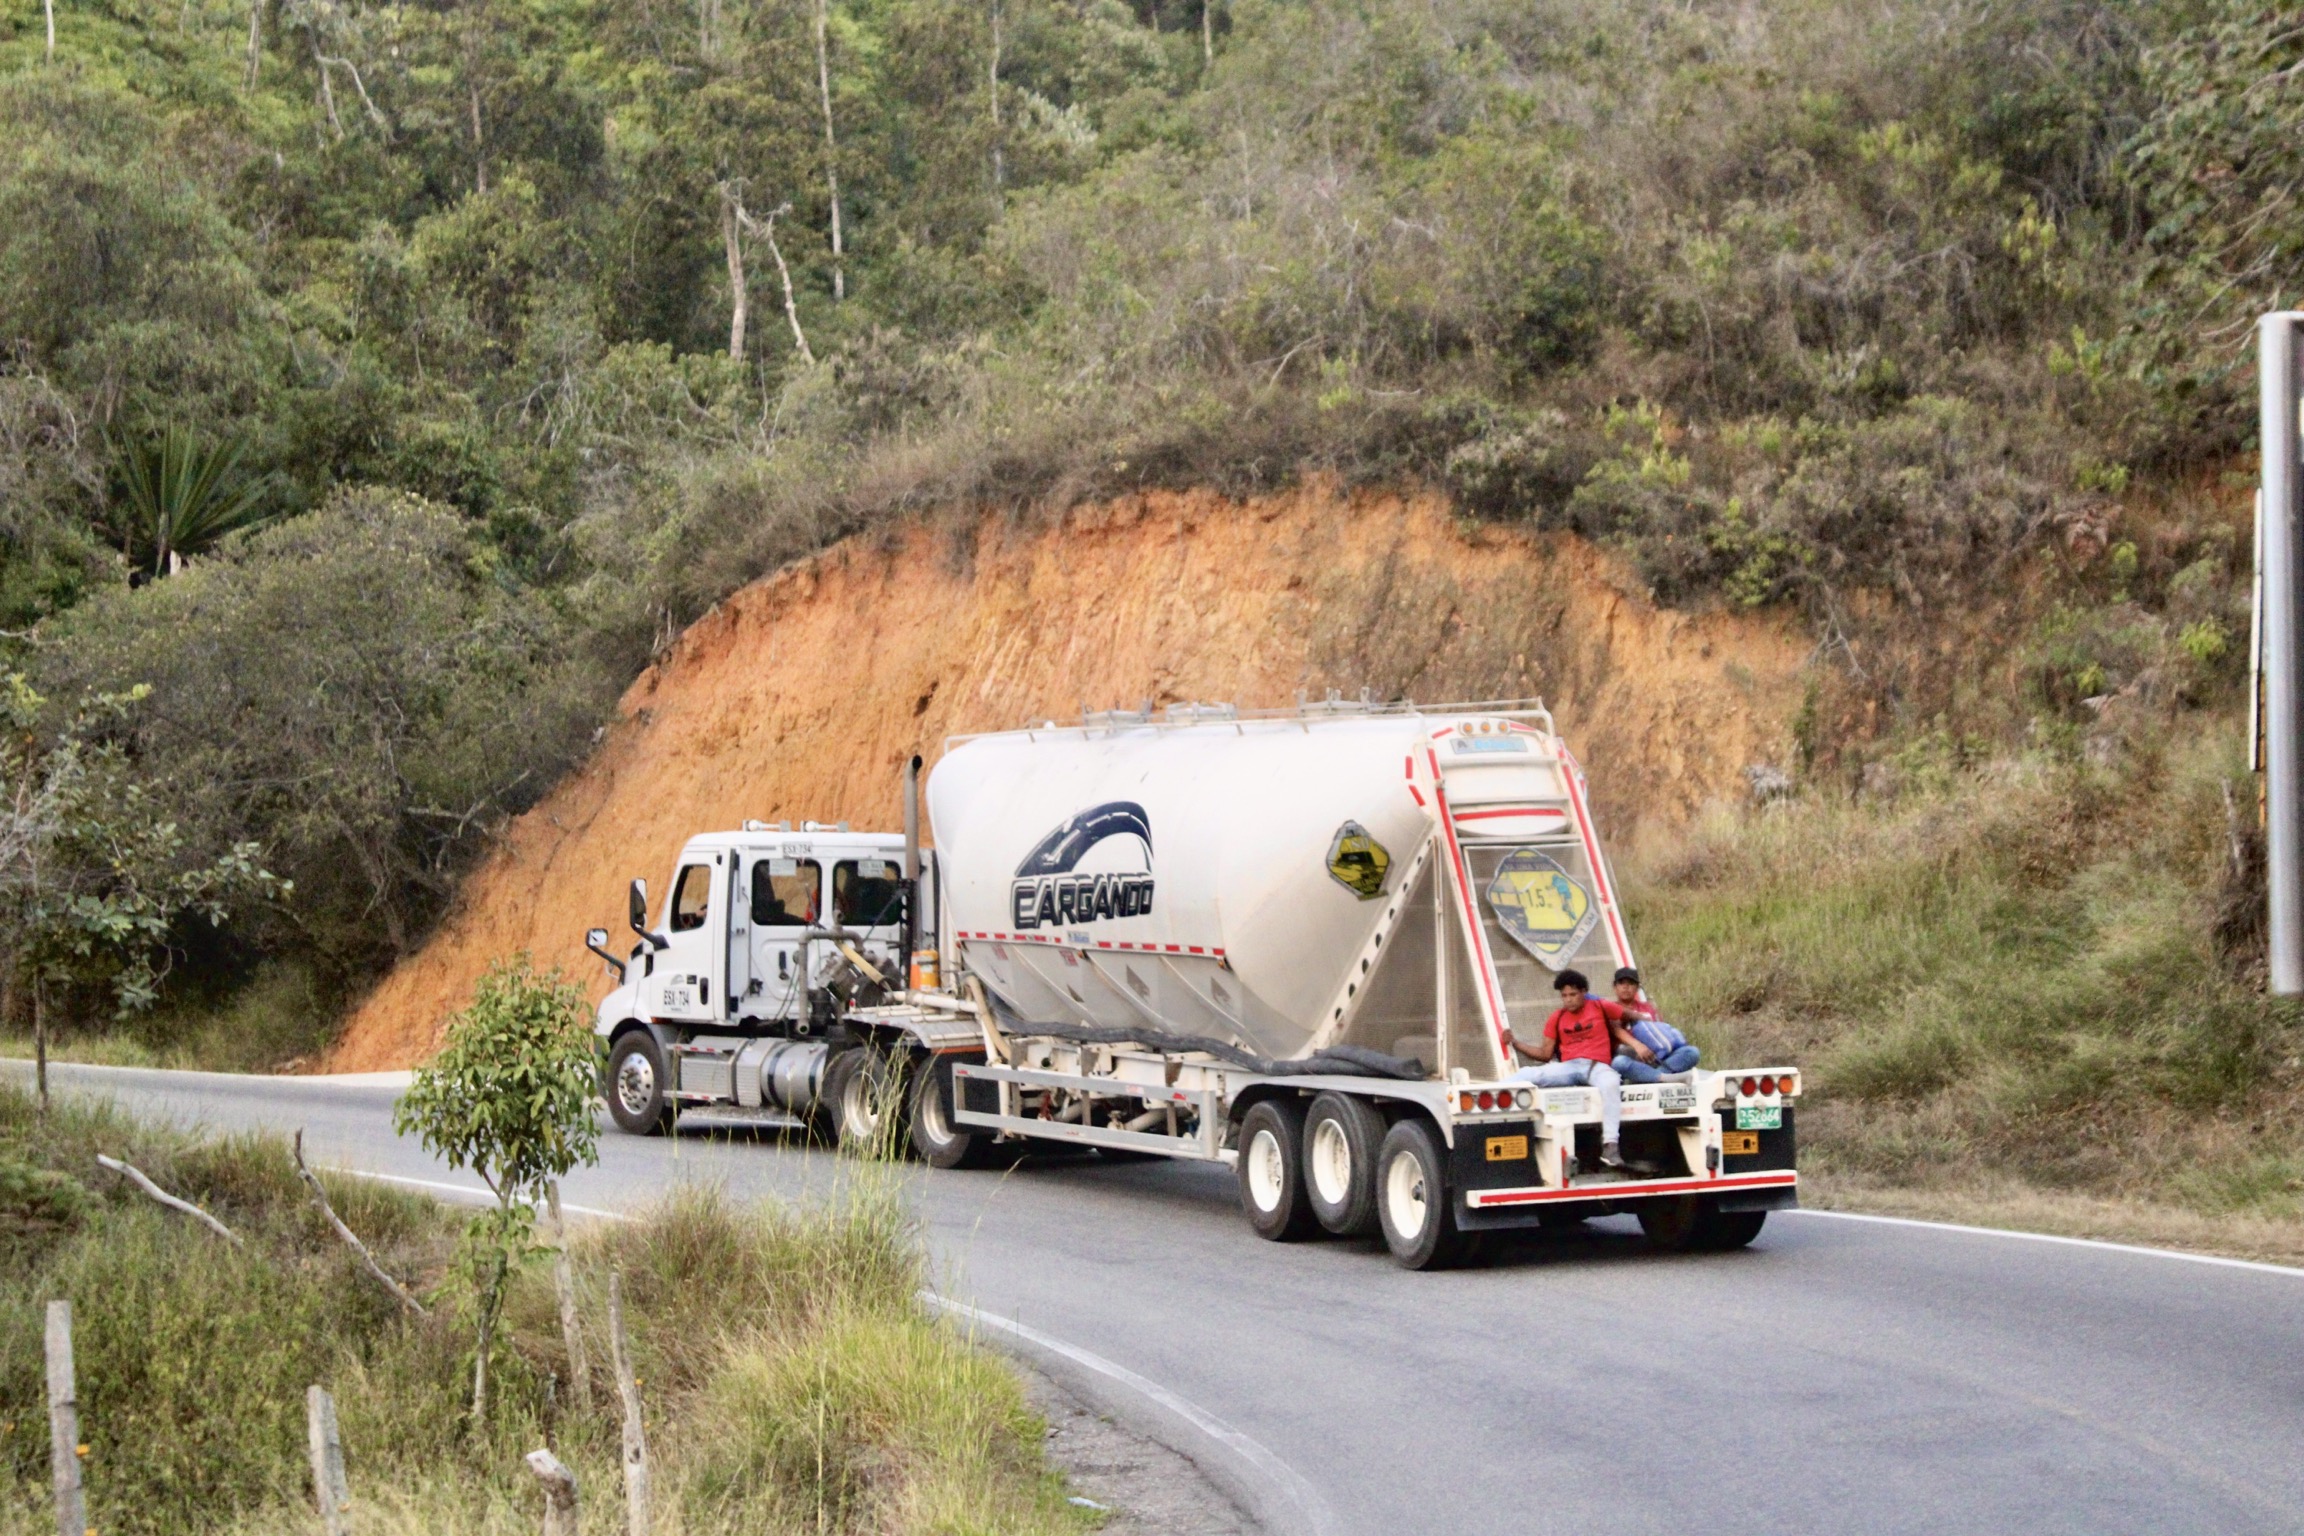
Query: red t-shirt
1543,998,1624,1063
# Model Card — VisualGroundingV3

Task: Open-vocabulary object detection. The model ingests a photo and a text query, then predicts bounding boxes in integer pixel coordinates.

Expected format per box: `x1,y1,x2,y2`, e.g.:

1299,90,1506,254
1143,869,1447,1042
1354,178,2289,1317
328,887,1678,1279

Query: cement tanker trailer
585,699,1800,1268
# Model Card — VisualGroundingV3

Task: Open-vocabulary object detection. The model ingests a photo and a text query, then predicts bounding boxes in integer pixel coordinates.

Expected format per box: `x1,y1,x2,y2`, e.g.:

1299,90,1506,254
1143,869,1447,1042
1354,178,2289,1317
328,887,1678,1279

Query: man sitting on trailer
1609,966,1701,1083
1503,969,1635,1171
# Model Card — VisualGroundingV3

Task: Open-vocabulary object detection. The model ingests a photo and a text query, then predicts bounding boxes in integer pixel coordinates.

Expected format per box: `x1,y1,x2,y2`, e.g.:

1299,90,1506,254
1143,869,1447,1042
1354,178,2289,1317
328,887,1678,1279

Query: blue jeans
1613,1044,1700,1083
1509,1058,1621,1143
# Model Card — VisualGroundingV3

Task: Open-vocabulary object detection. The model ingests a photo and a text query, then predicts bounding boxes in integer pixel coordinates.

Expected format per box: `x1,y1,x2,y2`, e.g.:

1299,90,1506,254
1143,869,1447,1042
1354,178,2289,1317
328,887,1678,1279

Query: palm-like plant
109,427,271,579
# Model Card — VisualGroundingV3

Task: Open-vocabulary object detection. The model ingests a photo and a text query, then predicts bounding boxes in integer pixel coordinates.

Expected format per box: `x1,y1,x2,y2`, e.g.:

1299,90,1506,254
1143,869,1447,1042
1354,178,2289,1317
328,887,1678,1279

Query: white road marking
1787,1208,2304,1278
926,1293,1344,1536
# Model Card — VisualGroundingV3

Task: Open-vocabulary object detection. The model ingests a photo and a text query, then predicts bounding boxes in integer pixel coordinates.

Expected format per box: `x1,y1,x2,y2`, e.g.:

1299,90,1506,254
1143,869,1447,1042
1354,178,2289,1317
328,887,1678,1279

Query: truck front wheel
1375,1118,1474,1270
910,1056,994,1169
607,1032,668,1136
1303,1091,1384,1237
1237,1100,1319,1241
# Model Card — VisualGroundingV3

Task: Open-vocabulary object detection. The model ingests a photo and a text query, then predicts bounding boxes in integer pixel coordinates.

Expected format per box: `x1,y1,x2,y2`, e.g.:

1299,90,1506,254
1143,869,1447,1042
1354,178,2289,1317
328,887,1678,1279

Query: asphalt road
20,1061,2304,1536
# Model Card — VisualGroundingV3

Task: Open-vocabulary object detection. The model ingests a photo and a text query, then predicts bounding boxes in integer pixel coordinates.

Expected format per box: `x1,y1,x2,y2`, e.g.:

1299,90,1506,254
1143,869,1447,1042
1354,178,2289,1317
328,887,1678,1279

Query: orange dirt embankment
326,483,1810,1070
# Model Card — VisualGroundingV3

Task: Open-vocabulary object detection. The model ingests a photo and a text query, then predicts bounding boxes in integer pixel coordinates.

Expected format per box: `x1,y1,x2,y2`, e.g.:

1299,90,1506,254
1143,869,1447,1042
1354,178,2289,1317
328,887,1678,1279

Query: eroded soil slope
329,484,1807,1068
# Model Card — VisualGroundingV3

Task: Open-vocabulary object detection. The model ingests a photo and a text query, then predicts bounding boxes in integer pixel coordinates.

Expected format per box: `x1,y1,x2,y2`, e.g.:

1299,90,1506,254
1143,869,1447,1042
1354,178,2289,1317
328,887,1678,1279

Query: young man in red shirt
1502,968,1643,1170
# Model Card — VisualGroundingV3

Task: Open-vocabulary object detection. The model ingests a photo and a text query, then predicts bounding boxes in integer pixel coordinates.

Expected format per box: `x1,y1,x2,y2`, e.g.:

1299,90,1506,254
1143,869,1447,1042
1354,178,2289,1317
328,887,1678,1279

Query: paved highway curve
18,1063,2304,1536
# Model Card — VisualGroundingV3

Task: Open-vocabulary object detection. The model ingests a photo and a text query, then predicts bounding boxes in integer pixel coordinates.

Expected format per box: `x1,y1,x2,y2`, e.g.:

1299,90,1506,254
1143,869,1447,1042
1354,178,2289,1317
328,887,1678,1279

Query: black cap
1555,969,1590,993
1613,966,1640,985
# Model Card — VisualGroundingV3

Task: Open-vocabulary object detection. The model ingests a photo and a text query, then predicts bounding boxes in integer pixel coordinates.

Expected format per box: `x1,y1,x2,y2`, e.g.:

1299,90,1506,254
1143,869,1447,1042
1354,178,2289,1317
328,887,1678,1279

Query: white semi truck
583,700,1800,1268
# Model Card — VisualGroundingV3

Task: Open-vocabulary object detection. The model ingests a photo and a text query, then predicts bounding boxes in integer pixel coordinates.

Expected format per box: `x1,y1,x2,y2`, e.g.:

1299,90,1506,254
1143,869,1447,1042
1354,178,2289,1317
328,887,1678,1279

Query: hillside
329,484,1806,1067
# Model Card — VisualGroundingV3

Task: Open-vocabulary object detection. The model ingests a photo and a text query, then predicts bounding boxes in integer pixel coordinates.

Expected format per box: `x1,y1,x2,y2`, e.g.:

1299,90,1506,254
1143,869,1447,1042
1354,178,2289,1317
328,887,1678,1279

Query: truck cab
590,821,920,1135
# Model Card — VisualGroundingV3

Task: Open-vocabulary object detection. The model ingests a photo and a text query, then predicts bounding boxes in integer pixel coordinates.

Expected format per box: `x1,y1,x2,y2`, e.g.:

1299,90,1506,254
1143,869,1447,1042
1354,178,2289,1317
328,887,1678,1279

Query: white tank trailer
585,700,1800,1268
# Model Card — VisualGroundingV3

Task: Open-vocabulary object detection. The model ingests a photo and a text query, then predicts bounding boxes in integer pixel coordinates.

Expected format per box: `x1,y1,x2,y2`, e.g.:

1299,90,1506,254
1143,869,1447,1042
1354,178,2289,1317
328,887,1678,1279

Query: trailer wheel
1695,1208,1768,1250
1375,1118,1474,1270
1236,1100,1319,1241
909,1055,994,1169
606,1032,668,1136
1303,1092,1383,1236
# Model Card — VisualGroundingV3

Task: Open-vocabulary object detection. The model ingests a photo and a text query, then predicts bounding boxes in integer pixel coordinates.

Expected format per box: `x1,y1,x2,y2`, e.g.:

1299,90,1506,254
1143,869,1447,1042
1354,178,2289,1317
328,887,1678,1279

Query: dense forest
0,0,2297,1040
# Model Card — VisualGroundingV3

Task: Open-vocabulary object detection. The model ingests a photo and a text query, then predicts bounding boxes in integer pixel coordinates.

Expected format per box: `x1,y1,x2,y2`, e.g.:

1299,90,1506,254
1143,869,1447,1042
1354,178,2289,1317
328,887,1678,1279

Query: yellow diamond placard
1484,848,1600,969
1326,820,1391,900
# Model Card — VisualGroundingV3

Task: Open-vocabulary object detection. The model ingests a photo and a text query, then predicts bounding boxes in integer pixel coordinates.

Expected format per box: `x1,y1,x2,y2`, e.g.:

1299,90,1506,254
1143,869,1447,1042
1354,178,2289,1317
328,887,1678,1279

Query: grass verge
0,1087,1086,1534
1626,712,2304,1264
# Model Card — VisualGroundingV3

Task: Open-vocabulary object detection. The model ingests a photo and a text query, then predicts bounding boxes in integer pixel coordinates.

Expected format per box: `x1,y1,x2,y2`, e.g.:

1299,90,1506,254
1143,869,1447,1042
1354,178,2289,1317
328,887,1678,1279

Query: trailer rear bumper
1460,1170,1798,1225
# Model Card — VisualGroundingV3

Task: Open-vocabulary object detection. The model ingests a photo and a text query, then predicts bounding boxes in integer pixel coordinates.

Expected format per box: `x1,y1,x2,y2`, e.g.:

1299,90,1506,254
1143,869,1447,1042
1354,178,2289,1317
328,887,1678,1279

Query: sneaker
1599,1141,1625,1170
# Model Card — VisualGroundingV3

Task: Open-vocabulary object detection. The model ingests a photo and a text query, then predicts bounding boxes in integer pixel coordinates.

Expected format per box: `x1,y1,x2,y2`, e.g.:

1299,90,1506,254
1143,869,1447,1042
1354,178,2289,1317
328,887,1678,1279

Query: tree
0,677,282,1110
392,956,601,1422
107,427,271,580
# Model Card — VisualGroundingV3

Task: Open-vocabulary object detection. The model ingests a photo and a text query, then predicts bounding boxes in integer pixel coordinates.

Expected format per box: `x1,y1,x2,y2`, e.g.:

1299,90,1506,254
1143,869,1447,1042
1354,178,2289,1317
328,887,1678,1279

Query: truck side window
670,864,712,932
750,858,822,927
834,859,905,928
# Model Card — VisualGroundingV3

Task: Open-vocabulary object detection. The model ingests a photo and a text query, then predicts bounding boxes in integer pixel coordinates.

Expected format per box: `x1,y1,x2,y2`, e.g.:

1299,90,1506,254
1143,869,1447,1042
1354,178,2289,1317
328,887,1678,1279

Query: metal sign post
2259,313,2304,994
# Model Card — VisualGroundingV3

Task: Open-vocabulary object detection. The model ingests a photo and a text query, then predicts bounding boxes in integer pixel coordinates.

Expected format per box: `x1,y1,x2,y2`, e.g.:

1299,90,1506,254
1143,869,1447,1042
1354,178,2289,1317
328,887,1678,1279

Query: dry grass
1626,709,2304,1237
0,1091,1084,1536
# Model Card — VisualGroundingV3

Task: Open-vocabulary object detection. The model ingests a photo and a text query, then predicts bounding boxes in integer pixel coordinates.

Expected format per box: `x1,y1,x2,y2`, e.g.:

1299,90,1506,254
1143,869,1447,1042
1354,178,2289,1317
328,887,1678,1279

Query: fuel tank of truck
927,706,1632,1073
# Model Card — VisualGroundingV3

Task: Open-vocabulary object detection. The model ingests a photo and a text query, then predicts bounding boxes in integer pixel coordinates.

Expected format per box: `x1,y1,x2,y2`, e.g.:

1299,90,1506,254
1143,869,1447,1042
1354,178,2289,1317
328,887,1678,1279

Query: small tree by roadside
0,675,283,1110
393,956,601,1424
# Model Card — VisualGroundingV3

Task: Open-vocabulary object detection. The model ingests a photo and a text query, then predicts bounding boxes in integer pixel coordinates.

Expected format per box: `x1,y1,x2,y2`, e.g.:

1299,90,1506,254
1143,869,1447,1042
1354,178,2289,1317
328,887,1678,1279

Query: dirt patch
326,482,1807,1070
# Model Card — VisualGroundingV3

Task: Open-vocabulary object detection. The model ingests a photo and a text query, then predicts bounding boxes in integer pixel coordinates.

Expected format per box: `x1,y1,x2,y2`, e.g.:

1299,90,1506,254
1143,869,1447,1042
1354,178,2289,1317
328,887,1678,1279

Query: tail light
1477,1089,1496,1111
1758,1075,1777,1097
1739,1076,1758,1096
1515,1089,1534,1109
1779,1074,1799,1097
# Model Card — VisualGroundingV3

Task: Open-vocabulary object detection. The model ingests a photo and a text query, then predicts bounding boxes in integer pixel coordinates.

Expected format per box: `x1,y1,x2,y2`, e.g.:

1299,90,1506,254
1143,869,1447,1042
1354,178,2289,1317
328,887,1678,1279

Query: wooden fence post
306,1385,350,1536
46,1301,85,1536
524,1449,579,1536
609,1271,651,1535
547,1182,590,1416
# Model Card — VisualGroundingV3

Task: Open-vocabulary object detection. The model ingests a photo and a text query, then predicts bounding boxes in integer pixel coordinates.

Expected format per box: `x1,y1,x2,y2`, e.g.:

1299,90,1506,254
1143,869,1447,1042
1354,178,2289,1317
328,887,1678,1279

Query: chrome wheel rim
615,1050,656,1117
1246,1126,1286,1212
843,1063,881,1139
1384,1147,1427,1239
920,1073,953,1144
1310,1118,1352,1206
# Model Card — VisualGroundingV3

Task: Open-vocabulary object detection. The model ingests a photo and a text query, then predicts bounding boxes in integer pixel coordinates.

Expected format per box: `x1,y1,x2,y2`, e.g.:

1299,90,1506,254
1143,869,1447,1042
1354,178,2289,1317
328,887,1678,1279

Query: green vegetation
2,0,2301,1247
1629,704,2304,1244
0,1087,1082,1534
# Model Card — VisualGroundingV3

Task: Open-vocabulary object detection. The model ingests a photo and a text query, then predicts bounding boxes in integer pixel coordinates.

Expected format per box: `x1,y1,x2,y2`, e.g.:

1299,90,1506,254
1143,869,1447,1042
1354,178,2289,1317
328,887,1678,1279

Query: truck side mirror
628,878,649,935
586,926,609,949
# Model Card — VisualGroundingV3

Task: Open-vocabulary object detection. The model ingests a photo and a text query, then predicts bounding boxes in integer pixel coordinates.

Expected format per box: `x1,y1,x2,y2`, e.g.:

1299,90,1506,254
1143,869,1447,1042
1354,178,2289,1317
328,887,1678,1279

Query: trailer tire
1237,1100,1319,1241
1375,1117,1474,1269
606,1032,669,1136
1695,1208,1768,1250
910,1055,994,1170
1638,1197,1765,1251
1302,1092,1384,1236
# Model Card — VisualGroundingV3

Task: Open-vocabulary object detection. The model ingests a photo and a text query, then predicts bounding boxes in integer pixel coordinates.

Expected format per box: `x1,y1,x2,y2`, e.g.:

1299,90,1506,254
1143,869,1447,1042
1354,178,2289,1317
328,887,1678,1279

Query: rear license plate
1485,1135,1530,1162
1735,1106,1782,1131
1722,1129,1760,1156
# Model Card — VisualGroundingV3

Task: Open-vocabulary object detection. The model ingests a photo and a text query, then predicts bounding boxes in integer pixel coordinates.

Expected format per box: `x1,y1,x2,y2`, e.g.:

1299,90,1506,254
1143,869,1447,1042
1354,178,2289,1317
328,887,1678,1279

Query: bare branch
96,1153,242,1244
294,1130,427,1316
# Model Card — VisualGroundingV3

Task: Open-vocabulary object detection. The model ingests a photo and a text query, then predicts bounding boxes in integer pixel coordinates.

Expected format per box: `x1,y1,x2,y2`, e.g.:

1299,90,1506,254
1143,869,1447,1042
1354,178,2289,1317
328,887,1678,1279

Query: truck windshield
834,859,905,928
750,858,821,926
